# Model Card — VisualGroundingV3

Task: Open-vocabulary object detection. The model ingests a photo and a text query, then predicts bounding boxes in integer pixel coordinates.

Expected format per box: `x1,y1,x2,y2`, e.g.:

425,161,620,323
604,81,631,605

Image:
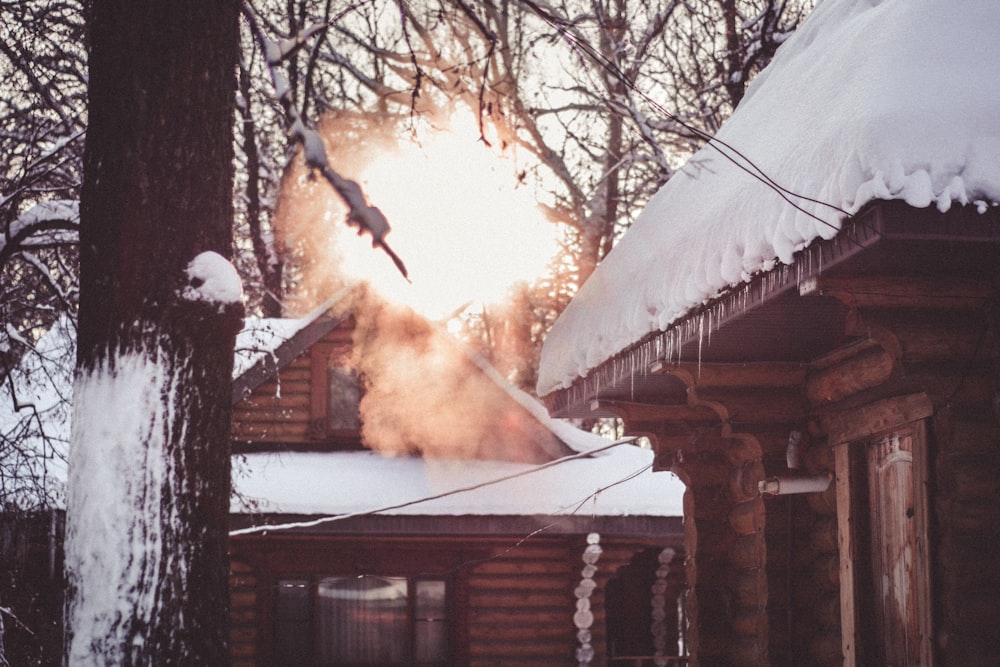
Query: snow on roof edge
537,0,1000,396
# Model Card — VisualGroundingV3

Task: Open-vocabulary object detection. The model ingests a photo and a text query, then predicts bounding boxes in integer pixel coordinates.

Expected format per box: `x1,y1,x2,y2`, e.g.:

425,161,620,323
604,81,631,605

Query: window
309,344,364,447
274,575,450,666
326,365,361,432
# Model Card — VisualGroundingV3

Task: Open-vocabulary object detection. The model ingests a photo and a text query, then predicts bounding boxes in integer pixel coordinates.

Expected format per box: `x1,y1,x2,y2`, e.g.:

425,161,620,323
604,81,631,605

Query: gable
232,293,576,463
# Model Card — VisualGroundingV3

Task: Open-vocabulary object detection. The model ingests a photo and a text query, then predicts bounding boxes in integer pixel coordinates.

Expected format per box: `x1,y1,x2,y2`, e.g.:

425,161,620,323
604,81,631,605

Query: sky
286,112,560,323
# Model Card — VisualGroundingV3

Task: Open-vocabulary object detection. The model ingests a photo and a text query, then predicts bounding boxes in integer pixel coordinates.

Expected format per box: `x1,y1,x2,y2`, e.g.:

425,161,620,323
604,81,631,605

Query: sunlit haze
328,116,557,320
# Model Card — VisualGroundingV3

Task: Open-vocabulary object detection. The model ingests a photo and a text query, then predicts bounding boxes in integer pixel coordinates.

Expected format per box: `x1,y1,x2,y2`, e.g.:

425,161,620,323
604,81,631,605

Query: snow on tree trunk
66,0,241,663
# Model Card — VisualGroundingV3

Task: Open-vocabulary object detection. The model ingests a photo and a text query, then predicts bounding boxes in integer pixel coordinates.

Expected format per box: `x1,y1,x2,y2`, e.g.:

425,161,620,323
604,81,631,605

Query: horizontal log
696,388,807,424
730,533,766,570
467,608,569,626
469,560,573,576
232,408,309,423
731,609,767,638
809,553,841,591
468,591,570,608
231,422,309,439
807,517,840,555
733,569,766,610
596,400,723,424
728,499,765,536
654,361,807,389
808,631,844,664
466,623,571,641
467,575,571,592
235,392,311,410
467,638,575,658
817,274,994,308
820,392,933,445
806,346,895,405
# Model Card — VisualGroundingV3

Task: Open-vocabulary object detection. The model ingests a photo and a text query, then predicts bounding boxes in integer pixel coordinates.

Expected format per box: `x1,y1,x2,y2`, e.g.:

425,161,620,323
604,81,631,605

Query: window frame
308,343,365,448
273,573,453,667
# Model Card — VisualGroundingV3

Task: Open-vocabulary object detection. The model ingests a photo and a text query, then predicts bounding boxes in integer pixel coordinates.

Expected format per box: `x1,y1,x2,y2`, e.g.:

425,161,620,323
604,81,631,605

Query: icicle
630,353,635,401
696,313,704,379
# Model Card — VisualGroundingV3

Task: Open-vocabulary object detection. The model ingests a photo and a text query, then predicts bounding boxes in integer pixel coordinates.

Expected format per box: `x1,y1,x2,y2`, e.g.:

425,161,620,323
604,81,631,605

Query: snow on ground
232,444,683,519
537,0,1000,396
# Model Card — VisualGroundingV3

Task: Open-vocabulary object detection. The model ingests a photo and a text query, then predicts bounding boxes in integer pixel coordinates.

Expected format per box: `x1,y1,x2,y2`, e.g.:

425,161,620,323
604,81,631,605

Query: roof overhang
544,202,1000,419
229,512,683,539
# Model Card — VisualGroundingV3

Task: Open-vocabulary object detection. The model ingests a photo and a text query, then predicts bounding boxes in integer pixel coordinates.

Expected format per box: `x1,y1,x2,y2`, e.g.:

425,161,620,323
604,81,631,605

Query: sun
330,115,557,321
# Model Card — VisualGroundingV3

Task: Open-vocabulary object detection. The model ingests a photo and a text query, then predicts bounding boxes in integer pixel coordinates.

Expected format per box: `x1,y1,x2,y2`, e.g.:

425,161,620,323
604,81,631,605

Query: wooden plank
911,421,935,666
591,400,722,424
235,393,311,410
820,393,933,445
815,275,994,309
651,361,807,389
835,442,858,667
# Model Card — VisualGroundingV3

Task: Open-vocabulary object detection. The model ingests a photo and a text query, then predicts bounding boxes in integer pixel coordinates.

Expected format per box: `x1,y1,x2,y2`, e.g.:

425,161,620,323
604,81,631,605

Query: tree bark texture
68,0,241,664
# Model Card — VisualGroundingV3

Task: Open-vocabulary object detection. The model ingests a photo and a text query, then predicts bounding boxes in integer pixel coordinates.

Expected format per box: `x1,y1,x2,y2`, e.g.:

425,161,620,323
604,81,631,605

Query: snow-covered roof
4,299,658,513
537,0,1000,396
231,444,682,519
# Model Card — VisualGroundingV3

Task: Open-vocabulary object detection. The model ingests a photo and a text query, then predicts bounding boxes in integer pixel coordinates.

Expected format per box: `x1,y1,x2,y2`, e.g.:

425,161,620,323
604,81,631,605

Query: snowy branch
242,2,409,280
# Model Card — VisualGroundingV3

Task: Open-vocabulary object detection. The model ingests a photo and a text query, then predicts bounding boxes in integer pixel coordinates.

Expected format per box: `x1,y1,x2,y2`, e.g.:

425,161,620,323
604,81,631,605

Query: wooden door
866,434,920,666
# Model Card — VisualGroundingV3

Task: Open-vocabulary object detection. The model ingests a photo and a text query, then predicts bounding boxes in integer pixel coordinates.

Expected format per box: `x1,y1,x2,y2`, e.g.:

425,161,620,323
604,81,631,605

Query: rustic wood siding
229,534,678,666
230,559,258,667
813,281,1000,666
232,328,353,444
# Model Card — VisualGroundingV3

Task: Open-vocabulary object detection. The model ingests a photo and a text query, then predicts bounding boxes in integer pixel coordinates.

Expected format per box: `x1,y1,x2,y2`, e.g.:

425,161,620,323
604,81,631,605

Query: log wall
232,329,353,445
228,533,683,666
812,281,1000,665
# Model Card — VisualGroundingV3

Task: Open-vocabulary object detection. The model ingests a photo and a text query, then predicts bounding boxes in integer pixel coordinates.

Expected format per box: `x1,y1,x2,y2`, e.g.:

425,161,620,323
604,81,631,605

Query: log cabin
0,292,689,666
536,2,1000,666
228,288,689,666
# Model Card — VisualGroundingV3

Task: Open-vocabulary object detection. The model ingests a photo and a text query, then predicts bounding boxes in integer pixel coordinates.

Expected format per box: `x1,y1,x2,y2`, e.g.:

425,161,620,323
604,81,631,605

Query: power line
516,0,853,235
229,436,642,536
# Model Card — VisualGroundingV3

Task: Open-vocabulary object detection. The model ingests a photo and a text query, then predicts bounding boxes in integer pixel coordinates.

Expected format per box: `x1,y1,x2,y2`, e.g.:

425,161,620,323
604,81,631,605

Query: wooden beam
816,275,995,309
820,393,933,445
649,361,807,389
806,346,896,406
835,442,859,667
590,400,722,424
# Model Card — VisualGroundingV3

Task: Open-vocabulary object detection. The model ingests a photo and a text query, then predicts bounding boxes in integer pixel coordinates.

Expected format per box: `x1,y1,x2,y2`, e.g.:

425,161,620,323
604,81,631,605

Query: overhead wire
515,0,854,235
229,436,643,536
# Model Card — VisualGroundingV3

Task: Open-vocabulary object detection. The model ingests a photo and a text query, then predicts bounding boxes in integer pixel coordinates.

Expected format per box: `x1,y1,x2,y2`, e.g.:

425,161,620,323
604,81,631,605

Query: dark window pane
317,576,407,664
415,579,447,619
415,579,448,662
327,366,361,431
275,579,312,665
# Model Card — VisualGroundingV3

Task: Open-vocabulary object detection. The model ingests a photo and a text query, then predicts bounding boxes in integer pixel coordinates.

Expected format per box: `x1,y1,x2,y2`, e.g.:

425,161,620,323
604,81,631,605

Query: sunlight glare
334,116,556,320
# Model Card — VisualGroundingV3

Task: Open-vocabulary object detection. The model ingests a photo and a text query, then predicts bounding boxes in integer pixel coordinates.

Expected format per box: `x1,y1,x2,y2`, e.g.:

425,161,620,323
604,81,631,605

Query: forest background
0,0,810,662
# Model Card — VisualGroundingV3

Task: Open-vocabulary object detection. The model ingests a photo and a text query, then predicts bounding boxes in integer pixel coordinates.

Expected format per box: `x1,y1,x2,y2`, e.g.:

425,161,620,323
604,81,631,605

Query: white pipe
758,474,832,496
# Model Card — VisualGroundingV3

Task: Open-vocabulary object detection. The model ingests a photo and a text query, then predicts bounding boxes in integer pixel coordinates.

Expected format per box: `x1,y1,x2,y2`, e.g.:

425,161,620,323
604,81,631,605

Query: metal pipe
758,474,832,496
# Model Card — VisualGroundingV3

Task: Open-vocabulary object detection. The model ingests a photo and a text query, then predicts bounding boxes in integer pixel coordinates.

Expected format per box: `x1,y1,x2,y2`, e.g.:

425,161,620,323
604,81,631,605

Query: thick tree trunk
67,0,241,664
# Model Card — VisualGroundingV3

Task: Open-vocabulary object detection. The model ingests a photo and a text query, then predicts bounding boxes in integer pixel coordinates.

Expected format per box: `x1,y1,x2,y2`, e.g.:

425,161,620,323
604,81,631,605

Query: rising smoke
274,115,566,463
